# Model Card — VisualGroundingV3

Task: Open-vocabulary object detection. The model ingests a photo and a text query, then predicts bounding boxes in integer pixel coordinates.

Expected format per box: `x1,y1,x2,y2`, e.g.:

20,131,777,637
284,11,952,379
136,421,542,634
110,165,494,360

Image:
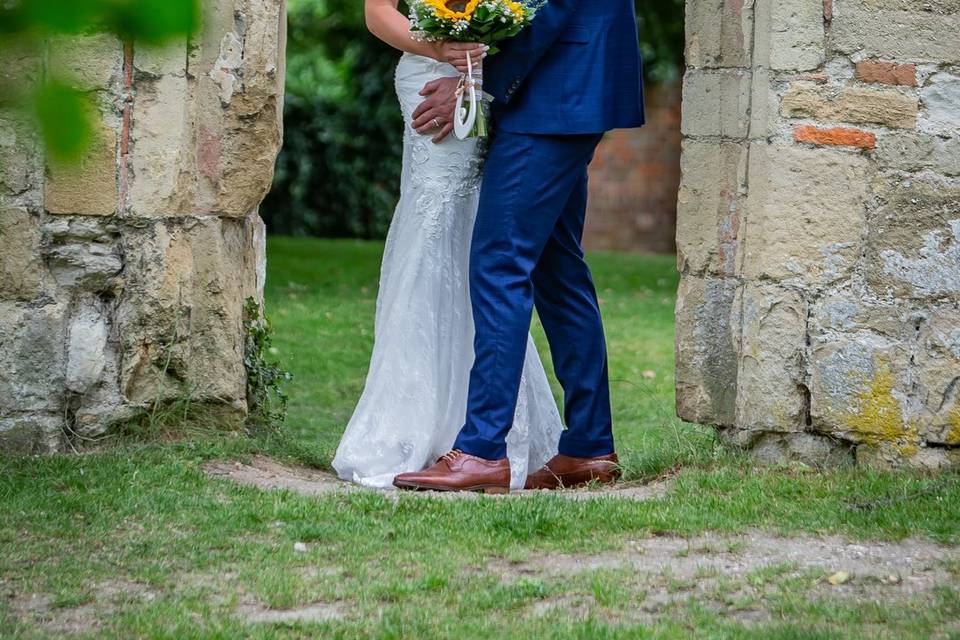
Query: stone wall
584,80,681,255
0,1,286,452
677,0,960,469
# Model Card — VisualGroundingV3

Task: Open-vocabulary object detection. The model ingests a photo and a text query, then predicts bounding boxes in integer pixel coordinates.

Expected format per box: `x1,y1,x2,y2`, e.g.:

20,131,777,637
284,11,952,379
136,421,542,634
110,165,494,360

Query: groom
395,0,645,492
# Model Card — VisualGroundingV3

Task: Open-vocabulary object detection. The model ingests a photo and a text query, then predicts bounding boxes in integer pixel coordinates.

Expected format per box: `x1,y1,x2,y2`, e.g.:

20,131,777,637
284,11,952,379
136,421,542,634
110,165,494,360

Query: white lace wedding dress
332,53,563,490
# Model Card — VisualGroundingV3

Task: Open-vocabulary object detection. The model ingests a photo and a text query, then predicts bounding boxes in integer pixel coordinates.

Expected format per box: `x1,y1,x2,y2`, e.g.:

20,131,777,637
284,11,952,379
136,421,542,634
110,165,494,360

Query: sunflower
422,0,481,21
503,1,526,19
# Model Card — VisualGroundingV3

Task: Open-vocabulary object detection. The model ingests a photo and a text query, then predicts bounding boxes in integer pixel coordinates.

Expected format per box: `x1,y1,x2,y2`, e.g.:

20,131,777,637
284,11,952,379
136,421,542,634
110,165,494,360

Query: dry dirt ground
202,455,673,501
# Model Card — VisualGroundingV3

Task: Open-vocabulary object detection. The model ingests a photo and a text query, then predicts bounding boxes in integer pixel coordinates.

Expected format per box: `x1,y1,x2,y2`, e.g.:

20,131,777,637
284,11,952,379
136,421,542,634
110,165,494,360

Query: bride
331,0,563,490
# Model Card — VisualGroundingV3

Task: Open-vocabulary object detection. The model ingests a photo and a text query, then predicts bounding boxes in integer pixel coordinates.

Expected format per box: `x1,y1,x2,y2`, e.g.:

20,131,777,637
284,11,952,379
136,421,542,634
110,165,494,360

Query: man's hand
412,76,459,144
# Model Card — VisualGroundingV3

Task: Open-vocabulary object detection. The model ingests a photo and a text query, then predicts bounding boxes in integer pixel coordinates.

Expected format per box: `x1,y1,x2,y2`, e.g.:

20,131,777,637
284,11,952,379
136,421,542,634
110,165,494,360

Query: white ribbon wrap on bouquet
454,51,480,140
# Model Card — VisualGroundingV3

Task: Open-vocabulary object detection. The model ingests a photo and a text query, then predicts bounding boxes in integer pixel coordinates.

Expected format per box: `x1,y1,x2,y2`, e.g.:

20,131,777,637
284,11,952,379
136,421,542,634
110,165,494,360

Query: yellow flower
504,1,526,19
423,0,480,21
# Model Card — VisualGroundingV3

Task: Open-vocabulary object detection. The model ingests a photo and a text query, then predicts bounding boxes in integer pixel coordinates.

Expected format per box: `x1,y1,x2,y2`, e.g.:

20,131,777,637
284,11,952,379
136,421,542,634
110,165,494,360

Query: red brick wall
584,80,681,254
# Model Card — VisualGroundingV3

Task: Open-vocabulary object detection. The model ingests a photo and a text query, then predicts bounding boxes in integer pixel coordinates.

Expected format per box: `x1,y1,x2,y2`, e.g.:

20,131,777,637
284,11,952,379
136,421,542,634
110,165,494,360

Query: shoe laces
440,450,463,464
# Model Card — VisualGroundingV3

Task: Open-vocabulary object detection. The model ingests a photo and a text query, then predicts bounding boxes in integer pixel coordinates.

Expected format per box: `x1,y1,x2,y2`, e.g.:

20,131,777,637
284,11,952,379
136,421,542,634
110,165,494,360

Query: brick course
855,60,917,86
793,124,877,149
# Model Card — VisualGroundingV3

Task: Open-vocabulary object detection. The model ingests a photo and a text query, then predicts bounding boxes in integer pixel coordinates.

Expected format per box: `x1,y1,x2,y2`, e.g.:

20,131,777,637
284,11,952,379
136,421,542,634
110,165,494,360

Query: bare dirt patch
237,601,345,625
488,531,960,625
202,455,671,501
5,579,158,635
203,456,350,497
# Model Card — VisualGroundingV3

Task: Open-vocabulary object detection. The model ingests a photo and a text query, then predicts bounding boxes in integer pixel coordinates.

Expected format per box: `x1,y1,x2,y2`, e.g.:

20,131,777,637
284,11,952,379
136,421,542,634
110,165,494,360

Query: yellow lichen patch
945,402,960,446
842,362,919,455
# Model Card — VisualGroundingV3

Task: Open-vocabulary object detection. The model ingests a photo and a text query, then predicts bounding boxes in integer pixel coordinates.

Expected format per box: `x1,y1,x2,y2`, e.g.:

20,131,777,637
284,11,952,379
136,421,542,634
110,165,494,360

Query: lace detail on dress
332,53,562,491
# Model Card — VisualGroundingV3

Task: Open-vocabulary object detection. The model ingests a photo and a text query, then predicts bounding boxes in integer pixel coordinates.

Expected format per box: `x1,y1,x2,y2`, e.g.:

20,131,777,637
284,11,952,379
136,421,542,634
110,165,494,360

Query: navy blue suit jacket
483,0,645,135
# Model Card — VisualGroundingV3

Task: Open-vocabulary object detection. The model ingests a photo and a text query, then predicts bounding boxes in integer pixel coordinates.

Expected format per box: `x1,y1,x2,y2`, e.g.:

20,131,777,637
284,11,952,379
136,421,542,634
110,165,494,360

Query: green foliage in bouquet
409,0,543,53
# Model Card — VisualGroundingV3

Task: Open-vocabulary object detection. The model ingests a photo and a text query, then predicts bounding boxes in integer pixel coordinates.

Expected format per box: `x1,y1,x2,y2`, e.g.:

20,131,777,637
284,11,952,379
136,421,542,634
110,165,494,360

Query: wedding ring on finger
432,117,441,129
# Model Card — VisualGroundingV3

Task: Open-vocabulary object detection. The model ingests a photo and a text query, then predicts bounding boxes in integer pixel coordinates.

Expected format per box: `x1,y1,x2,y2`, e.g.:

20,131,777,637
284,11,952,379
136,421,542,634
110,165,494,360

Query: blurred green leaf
1,0,101,34
100,0,197,43
1,0,195,39
34,81,93,162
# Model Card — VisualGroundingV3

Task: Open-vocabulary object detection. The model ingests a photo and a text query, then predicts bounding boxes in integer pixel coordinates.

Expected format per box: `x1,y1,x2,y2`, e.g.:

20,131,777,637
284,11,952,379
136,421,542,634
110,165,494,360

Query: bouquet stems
468,62,487,138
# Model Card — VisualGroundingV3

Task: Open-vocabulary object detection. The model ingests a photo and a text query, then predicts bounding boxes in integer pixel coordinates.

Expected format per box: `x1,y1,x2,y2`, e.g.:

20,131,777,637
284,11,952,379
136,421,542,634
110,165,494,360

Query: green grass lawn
2,237,959,639
266,236,707,479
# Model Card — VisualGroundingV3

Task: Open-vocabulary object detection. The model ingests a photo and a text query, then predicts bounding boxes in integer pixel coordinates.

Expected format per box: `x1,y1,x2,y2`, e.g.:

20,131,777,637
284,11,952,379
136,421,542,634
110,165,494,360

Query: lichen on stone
945,403,960,446
842,362,919,456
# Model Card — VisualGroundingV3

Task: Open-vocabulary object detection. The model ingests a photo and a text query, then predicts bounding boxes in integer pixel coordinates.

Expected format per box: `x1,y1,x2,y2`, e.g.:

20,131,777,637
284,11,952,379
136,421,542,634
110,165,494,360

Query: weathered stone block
875,133,960,177
127,73,189,216
47,34,122,92
685,0,753,68
856,443,960,471
865,176,960,299
45,123,118,215
809,336,917,453
43,217,123,292
768,0,826,71
875,132,935,172
116,213,264,411
0,208,44,300
781,83,919,129
747,66,778,139
741,143,872,286
0,114,41,198
832,6,960,62
0,301,68,415
920,73,960,135
809,294,912,340
936,139,960,176
134,38,187,77
914,307,960,445
0,38,43,101
675,276,739,426
676,140,747,276
66,304,110,394
807,296,924,462
681,69,752,138
0,415,64,454
719,428,855,468
734,283,809,432
126,0,284,219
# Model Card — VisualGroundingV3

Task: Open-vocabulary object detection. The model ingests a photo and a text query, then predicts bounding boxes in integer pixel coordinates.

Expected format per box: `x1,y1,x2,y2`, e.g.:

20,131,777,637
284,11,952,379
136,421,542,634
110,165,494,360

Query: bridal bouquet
409,0,546,138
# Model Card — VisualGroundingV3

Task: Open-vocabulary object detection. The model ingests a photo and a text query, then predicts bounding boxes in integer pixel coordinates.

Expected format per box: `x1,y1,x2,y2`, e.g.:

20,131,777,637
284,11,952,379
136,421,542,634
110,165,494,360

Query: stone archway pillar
0,0,286,451
677,0,960,469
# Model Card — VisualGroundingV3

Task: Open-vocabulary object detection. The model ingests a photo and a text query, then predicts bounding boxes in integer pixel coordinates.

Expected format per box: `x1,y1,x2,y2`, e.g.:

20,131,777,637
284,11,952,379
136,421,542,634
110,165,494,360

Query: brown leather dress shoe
393,450,510,494
524,453,621,490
